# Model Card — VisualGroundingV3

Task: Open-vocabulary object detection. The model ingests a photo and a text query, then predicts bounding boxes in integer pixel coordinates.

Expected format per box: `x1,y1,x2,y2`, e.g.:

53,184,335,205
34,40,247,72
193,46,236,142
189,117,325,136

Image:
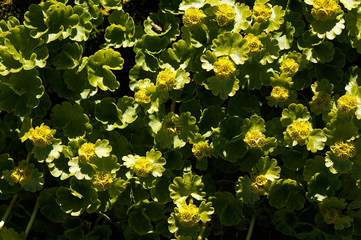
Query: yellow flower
177,203,200,225
183,7,205,28
311,0,342,21
214,4,235,26
337,94,357,116
164,115,183,136
134,156,153,177
331,141,357,160
244,130,266,149
26,124,54,147
192,141,212,159
10,166,30,184
213,57,236,80
280,58,299,77
156,69,176,91
78,142,96,163
310,92,332,114
286,120,311,143
252,4,272,23
250,175,270,194
92,171,113,191
244,34,262,57
134,88,151,104
270,86,289,103
321,208,342,224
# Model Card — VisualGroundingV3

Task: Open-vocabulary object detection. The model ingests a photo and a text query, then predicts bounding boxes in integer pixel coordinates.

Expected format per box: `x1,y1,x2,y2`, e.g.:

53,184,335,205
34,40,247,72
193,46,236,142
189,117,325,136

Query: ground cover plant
1,0,361,239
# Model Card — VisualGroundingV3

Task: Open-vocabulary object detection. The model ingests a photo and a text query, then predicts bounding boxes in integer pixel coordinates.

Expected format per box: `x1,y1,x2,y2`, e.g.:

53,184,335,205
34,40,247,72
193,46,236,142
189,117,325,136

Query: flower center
92,172,113,191
280,58,299,77
78,142,96,163
310,92,332,114
253,4,272,23
28,124,53,147
213,57,236,80
337,94,357,116
135,88,151,104
183,7,205,28
178,204,200,225
156,69,176,91
134,157,153,177
214,4,235,26
286,120,311,143
270,86,289,103
322,208,341,224
245,34,262,57
331,141,357,160
11,167,30,184
192,141,212,159
244,130,266,149
311,0,341,21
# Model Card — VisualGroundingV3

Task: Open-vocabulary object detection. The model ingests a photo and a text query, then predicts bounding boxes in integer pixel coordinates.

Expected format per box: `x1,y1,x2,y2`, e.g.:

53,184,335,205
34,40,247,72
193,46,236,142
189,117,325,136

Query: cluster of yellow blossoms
92,171,113,191
286,120,312,143
78,142,97,163
250,175,270,194
134,156,153,177
311,0,342,21
213,57,236,80
337,94,357,116
156,69,177,91
244,130,266,149
331,141,357,160
192,141,212,159
176,203,200,225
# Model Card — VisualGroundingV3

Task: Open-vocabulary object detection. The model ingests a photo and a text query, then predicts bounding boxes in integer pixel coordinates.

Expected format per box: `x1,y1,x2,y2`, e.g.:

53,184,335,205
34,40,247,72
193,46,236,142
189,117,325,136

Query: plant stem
25,152,31,165
25,197,39,238
171,101,176,113
197,222,206,240
245,214,256,240
0,194,19,231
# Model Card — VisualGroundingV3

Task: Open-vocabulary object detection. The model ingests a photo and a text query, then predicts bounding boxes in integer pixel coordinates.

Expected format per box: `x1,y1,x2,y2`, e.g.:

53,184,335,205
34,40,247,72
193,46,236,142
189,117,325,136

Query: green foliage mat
1,0,361,239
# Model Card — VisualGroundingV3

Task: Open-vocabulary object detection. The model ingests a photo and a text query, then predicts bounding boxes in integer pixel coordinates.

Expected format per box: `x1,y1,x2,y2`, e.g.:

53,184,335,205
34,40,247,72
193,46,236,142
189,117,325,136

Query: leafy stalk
0,194,19,230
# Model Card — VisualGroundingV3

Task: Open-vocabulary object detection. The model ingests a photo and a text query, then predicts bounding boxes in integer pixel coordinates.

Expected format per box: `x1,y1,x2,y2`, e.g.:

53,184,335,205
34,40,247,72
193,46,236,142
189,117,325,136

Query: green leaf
53,42,83,70
0,26,48,75
311,18,345,40
179,0,205,10
306,129,327,153
281,103,311,127
160,40,194,70
0,69,44,116
0,227,25,240
206,76,240,100
24,2,80,43
169,172,206,204
144,10,180,41
104,9,136,48
39,187,67,223
86,225,112,240
268,179,305,211
50,102,90,138
254,156,281,181
235,175,260,204
211,32,249,65
198,105,225,134
87,49,124,91
56,178,99,216
273,209,298,237
70,5,93,42
211,192,243,226
340,0,361,10
128,208,153,235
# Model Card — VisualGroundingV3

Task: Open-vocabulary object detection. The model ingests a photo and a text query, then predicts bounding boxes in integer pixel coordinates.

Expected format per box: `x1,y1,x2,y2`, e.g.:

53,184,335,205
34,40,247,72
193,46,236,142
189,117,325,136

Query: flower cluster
176,203,200,226
286,120,312,143
245,34,262,56
330,141,357,160
22,124,54,147
244,129,266,149
252,4,272,23
214,4,235,27
213,57,236,80
280,58,299,77
92,171,113,191
192,141,212,159
156,69,177,91
337,94,357,116
78,142,97,163
311,0,342,21
182,7,205,28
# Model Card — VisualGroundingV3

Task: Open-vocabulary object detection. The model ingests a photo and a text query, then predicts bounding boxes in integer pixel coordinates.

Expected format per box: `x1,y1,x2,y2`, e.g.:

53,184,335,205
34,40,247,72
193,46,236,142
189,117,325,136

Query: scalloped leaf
144,10,180,41
0,69,44,116
24,2,80,43
281,103,311,126
104,9,136,48
50,102,90,138
169,172,206,204
206,76,239,100
254,156,281,181
306,129,327,153
179,0,205,10
87,49,124,91
56,178,99,216
311,18,345,40
211,192,243,226
268,179,305,211
235,175,260,204
160,40,194,70
53,42,83,70
70,5,93,42
211,32,249,65
39,187,68,223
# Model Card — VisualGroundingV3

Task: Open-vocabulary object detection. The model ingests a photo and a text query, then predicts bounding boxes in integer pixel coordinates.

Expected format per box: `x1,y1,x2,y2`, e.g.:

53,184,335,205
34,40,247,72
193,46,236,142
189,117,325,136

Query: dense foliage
1,0,361,239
